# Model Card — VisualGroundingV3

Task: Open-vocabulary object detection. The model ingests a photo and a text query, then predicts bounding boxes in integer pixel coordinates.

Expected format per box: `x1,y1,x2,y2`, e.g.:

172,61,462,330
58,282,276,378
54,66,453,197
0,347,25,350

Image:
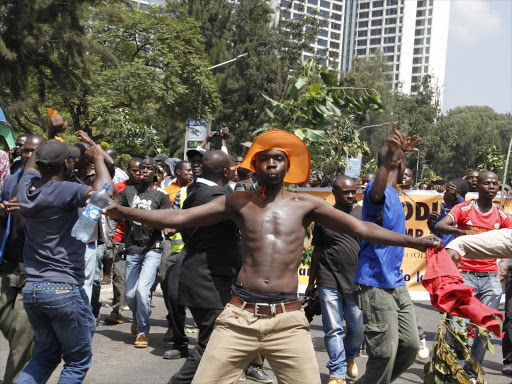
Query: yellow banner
296,188,512,298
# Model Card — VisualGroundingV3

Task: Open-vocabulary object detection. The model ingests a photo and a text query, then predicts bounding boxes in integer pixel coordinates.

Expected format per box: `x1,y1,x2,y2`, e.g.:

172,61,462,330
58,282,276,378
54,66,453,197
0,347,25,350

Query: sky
442,0,512,114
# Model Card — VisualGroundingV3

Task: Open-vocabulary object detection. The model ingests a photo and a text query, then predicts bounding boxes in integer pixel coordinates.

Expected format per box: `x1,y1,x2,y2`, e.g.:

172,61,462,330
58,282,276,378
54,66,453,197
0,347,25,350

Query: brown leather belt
229,295,302,316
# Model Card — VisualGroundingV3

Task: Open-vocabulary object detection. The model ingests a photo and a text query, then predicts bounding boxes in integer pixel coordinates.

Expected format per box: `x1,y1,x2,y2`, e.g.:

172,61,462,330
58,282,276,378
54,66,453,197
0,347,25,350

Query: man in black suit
170,150,242,384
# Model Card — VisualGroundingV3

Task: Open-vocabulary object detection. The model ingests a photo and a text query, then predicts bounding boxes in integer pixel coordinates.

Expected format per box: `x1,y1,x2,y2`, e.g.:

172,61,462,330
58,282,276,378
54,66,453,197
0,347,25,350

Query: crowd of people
0,115,511,384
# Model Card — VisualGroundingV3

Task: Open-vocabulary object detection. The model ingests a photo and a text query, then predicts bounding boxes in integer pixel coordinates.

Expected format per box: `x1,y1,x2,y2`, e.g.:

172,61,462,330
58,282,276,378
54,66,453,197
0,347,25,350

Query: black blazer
177,181,241,309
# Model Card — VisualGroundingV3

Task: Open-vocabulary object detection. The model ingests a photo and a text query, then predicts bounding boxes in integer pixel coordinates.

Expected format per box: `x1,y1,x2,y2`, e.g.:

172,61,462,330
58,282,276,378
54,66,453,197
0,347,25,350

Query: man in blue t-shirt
15,139,112,384
354,123,425,384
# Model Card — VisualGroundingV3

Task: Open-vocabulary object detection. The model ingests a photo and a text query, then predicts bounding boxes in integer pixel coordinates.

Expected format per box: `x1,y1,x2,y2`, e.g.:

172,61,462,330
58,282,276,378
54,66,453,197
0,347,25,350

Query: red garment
113,180,128,243
422,248,504,338
448,200,512,272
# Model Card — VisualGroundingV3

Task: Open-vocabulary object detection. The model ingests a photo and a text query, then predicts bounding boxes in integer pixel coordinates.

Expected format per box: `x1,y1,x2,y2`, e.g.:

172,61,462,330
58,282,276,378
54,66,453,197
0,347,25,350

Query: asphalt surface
1,286,510,384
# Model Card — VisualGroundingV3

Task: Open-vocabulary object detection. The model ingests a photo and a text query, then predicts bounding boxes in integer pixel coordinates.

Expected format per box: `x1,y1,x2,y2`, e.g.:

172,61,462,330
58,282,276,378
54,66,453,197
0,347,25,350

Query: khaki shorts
192,303,321,384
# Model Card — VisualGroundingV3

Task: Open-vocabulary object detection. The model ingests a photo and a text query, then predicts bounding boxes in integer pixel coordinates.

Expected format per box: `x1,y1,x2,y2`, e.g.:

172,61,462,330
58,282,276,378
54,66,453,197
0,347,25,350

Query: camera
214,126,231,139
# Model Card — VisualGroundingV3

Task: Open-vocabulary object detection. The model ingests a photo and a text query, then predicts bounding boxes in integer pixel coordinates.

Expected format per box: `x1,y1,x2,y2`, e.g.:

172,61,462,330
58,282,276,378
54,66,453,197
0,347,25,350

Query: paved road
1,286,509,384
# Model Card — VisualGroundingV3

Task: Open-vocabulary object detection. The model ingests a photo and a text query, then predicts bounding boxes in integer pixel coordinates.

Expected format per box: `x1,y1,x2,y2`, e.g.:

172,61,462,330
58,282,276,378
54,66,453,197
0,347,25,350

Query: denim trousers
83,242,97,303
448,272,502,378
318,285,363,379
125,250,161,335
15,284,95,384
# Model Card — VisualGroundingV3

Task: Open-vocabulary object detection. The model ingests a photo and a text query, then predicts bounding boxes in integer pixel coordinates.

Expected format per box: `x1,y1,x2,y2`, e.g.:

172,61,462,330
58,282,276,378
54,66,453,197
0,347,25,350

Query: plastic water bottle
71,183,111,243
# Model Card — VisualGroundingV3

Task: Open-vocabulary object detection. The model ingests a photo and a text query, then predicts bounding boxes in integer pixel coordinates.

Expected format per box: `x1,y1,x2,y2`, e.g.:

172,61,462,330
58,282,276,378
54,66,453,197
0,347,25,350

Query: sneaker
134,333,148,348
417,337,430,360
239,372,246,381
162,347,189,360
347,360,358,379
104,312,124,325
131,320,138,335
502,363,512,375
122,305,130,311
327,378,346,384
245,365,273,383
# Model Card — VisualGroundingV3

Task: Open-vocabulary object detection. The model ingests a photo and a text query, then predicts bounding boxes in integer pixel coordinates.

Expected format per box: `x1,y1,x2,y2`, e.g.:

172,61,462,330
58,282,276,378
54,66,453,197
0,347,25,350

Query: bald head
477,171,498,185
202,150,232,185
21,134,46,162
105,148,117,160
333,175,356,190
332,175,357,211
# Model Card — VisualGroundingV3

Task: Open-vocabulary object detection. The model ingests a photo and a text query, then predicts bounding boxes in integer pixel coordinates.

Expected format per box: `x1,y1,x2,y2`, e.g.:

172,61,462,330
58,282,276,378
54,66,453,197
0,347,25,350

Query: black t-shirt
312,204,362,295
118,185,171,254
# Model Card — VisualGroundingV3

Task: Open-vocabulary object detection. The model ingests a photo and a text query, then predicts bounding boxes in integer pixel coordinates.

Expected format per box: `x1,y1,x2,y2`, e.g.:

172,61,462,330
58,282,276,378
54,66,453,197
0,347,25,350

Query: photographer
197,126,230,155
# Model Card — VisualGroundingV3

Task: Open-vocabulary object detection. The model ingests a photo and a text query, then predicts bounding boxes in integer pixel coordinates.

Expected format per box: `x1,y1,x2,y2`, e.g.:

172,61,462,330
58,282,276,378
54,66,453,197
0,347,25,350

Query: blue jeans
451,272,502,378
16,284,96,384
318,285,364,379
125,250,161,335
83,243,97,303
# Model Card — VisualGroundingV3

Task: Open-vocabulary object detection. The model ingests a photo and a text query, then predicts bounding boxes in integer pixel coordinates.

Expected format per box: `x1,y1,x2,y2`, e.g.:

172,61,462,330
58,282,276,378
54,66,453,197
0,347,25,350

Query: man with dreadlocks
103,128,441,384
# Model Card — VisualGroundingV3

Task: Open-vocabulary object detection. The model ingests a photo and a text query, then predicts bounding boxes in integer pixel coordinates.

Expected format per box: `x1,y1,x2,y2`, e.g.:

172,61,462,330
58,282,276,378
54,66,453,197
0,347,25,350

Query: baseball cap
186,147,207,159
35,139,81,167
142,156,158,170
154,153,169,162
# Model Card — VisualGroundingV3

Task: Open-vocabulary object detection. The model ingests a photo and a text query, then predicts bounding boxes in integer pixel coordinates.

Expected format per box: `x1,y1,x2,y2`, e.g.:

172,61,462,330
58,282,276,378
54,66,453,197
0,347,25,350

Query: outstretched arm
103,193,235,230
311,198,440,251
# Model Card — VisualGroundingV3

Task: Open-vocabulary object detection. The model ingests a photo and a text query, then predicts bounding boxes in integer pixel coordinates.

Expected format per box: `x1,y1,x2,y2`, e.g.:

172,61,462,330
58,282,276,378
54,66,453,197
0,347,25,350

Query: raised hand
401,134,421,153
387,121,405,154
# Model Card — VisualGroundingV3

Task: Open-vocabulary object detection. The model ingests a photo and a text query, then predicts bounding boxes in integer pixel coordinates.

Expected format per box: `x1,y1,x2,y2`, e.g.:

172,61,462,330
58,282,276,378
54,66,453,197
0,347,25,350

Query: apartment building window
417,0,426,7
281,0,290,7
416,19,425,27
319,29,328,37
386,0,398,5
359,11,369,18
426,37,431,44
383,46,394,53
358,21,369,28
412,66,421,74
332,22,342,30
384,27,396,34
372,10,383,17
411,85,418,93
416,9,425,17
332,13,342,20
307,6,315,14
293,13,302,19
425,56,429,64
358,30,368,37
372,1,384,7
412,57,422,64
395,64,400,71
330,42,340,49
320,0,330,8
320,19,328,27
318,39,328,46
360,2,370,9
427,28,431,35
371,19,383,26
385,18,397,25
399,26,402,33
331,32,341,39
307,0,318,4
386,8,398,15
370,37,381,45
387,55,394,62
414,38,424,45
369,47,377,54
319,9,329,17
371,28,382,36
424,66,429,72
317,48,328,56
395,73,399,81
415,29,424,36
411,75,420,83
294,3,304,11
400,16,403,23
426,47,430,54
429,0,433,5
357,39,367,46
428,8,433,16
356,48,367,55
413,47,423,55
329,51,339,58
428,18,432,26
383,36,395,44
282,10,291,18
318,58,327,65
333,4,342,11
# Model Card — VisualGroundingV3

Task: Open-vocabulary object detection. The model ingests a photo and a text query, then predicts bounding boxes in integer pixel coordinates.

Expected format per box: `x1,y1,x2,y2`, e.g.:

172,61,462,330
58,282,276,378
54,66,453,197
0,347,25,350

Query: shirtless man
104,129,440,384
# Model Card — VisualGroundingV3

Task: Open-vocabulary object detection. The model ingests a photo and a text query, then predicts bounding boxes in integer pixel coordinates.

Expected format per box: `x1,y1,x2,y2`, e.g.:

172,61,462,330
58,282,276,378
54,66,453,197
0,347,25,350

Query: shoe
347,360,358,379
122,305,130,311
162,348,189,360
328,378,346,384
502,363,512,375
131,320,138,335
104,312,124,325
239,373,246,381
245,365,273,383
417,337,430,360
134,333,148,348
163,328,173,342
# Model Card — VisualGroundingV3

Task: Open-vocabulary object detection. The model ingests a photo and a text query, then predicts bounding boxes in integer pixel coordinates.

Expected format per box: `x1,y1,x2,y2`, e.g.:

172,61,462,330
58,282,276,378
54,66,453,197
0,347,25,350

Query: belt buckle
254,303,276,317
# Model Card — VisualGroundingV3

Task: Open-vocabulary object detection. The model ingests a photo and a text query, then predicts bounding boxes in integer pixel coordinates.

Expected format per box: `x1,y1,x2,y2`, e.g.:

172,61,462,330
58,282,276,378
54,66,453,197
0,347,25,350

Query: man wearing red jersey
435,170,512,379
104,157,142,325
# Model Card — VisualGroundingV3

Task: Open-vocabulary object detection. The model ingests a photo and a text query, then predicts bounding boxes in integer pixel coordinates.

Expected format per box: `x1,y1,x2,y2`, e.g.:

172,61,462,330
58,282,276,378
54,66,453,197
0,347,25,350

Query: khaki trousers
192,303,321,384
446,228,512,259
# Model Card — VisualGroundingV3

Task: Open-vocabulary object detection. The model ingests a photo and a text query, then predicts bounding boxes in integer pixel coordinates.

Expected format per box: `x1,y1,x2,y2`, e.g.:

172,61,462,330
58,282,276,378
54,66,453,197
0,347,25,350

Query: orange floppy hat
232,129,311,185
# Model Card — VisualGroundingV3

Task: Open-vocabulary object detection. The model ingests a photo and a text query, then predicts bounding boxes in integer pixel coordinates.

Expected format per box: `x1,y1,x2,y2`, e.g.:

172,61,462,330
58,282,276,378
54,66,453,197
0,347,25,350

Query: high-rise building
276,0,450,106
